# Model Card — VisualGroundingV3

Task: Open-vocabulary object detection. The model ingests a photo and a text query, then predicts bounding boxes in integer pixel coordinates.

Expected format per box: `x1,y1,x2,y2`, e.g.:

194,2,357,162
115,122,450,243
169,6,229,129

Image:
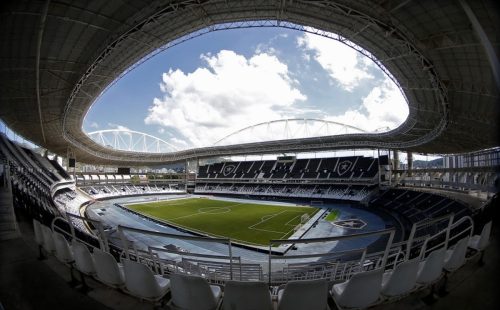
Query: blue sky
83,26,408,150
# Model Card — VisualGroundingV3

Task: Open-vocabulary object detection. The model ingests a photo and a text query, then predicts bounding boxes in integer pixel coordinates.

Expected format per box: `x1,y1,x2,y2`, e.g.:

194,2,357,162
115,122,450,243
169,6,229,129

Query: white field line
124,196,192,206
167,203,242,221
283,211,310,227
279,209,321,239
248,211,288,234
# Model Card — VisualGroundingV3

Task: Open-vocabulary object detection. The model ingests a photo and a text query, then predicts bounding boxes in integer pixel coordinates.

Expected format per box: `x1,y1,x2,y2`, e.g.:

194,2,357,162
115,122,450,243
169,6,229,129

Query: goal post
300,213,310,224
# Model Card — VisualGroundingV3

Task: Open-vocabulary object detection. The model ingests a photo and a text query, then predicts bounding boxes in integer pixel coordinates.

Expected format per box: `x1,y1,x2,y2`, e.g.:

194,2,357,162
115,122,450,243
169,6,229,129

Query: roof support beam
35,0,50,143
459,0,500,89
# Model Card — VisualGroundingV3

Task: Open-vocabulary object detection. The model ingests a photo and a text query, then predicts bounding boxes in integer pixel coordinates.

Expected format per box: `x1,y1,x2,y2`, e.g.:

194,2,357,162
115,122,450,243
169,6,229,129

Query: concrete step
0,230,20,241
0,222,16,231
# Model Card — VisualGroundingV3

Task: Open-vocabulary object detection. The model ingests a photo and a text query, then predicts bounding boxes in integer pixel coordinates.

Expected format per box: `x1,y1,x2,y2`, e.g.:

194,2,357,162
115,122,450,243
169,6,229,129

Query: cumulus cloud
107,123,132,132
298,32,374,91
145,50,306,147
325,77,409,132
89,121,99,129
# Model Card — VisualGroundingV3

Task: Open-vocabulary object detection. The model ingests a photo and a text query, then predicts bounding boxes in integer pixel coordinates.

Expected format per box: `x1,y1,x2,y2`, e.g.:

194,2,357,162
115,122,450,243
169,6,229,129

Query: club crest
332,218,367,229
337,160,353,176
223,164,236,176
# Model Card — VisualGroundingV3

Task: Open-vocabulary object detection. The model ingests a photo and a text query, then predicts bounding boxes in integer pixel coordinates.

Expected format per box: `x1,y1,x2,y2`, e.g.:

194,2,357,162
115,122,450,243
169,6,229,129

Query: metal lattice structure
87,130,178,153
214,119,367,146
0,0,498,165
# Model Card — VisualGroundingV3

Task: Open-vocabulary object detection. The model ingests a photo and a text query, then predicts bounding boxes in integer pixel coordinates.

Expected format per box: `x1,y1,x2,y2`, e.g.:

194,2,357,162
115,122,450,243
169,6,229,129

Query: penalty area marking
198,207,231,214
248,211,287,234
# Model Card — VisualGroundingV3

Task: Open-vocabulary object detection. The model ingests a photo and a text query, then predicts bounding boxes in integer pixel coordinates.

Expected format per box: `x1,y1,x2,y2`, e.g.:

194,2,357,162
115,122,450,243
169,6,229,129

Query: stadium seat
277,278,328,310
169,273,222,310
468,221,492,264
122,259,170,302
222,280,273,310
52,231,74,264
93,248,125,288
416,247,446,285
32,219,45,259
381,258,420,298
331,268,383,309
40,224,56,255
443,236,470,272
53,231,79,286
72,241,96,276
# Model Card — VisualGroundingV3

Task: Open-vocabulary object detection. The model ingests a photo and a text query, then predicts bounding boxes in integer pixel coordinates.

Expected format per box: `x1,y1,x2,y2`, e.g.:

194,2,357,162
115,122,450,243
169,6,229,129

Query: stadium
0,1,499,310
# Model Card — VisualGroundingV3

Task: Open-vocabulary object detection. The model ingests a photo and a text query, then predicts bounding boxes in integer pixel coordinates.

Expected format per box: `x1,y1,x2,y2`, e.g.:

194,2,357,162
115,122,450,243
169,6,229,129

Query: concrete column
393,150,399,170
407,152,413,176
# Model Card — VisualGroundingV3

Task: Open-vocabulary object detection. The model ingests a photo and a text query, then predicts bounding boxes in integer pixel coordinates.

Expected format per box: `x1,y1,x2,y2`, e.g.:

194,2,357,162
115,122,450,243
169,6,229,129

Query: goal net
300,213,310,224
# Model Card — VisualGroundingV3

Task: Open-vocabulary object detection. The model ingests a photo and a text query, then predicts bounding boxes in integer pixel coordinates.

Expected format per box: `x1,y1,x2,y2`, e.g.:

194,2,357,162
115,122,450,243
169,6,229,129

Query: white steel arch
87,129,178,153
214,119,367,146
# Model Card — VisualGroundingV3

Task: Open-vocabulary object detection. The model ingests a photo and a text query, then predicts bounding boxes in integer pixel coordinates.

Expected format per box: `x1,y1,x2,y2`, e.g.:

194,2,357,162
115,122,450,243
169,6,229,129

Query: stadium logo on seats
223,165,236,176
332,218,366,229
337,160,353,176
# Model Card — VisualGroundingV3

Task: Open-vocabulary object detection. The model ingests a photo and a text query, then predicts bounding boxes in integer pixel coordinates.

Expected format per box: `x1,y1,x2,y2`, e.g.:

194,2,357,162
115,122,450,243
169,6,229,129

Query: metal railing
116,225,234,279
268,228,395,285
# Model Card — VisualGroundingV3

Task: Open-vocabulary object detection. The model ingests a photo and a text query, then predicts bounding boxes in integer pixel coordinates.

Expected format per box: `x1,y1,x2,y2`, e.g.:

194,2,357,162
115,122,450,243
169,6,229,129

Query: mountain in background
412,157,444,168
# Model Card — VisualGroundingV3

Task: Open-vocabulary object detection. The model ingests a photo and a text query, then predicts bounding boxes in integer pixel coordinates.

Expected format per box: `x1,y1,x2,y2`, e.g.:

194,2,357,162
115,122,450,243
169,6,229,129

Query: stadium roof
0,0,499,165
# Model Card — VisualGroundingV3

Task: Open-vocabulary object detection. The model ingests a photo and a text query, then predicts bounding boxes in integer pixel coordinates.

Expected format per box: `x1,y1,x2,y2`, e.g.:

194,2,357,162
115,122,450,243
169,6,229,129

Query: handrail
419,215,474,258
116,224,233,279
147,245,242,280
268,228,395,284
66,212,109,252
406,213,454,259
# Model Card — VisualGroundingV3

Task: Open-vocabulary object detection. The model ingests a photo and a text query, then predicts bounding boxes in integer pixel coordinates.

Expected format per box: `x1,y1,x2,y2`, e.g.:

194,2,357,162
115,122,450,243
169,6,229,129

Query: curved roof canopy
0,0,498,165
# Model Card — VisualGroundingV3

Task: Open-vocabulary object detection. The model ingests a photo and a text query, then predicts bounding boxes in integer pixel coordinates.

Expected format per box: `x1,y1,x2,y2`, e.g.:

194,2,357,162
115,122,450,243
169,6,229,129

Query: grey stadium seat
122,259,170,302
277,278,328,310
222,280,273,310
169,273,222,310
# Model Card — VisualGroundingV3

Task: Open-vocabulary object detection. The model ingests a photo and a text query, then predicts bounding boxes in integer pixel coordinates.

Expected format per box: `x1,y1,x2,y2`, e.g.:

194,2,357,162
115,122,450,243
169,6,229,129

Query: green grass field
125,198,319,246
325,209,341,222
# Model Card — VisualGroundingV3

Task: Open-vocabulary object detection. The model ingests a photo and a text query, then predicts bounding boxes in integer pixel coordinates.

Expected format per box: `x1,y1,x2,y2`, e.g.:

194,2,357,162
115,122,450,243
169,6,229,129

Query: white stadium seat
443,236,470,272
222,280,273,310
122,259,170,302
331,268,383,309
72,241,96,276
52,231,74,264
169,273,222,310
32,219,45,259
469,221,492,252
416,247,446,285
40,224,56,255
381,258,420,298
93,248,125,288
277,278,328,310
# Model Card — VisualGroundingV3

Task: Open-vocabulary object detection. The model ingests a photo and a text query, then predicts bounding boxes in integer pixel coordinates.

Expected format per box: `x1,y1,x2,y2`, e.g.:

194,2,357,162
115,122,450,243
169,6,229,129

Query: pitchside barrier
310,200,324,206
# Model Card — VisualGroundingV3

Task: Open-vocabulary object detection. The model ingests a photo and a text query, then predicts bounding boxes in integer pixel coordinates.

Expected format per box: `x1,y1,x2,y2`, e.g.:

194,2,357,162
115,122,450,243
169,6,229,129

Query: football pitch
124,198,320,246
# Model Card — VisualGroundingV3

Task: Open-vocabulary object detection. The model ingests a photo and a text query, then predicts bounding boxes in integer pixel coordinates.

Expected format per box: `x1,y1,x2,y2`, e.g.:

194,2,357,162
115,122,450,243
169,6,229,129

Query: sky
83,26,409,151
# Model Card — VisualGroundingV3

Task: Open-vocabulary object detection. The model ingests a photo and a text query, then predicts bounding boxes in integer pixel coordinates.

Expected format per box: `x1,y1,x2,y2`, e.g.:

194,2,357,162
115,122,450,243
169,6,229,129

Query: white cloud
158,128,165,134
89,121,99,129
326,77,408,132
107,123,131,132
298,32,374,91
145,50,306,147
170,137,189,148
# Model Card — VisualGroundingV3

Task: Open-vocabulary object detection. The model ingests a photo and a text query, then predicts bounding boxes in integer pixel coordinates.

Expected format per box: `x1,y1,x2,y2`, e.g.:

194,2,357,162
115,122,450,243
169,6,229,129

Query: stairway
0,186,20,240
